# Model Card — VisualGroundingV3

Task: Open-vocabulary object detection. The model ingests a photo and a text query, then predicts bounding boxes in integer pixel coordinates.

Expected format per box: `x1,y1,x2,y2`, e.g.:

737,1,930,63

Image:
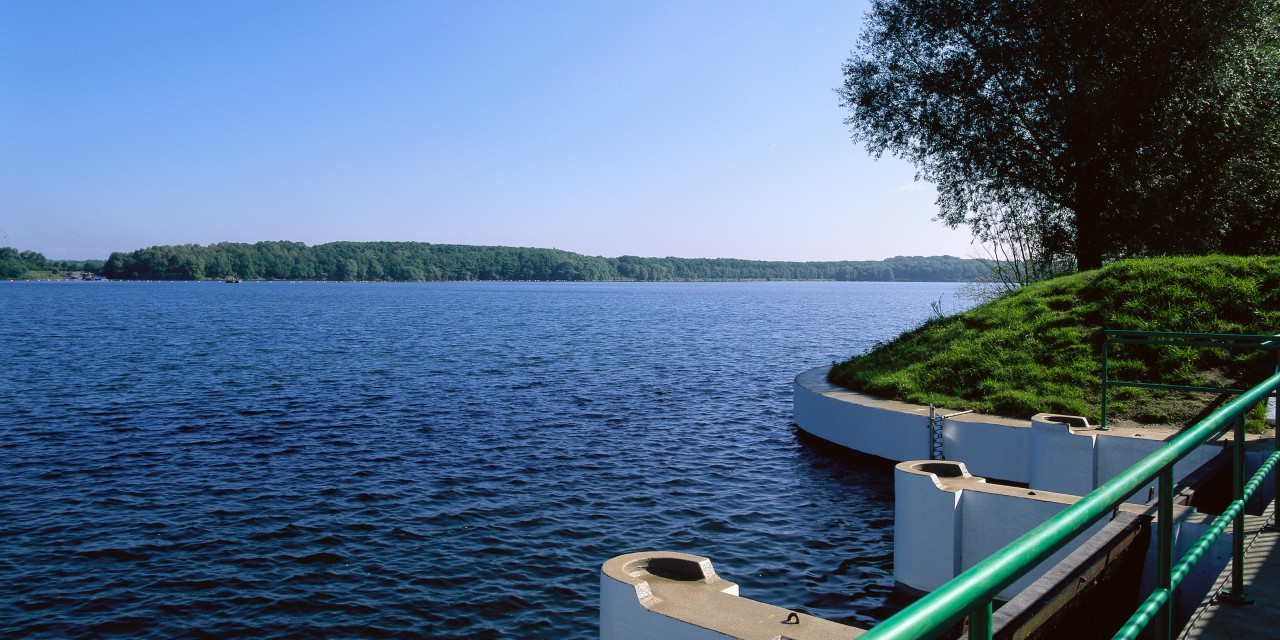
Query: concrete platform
601,551,865,640
1179,501,1280,639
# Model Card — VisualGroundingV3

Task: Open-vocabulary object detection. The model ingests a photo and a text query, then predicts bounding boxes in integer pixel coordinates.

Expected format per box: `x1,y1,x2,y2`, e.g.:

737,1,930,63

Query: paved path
1179,502,1280,639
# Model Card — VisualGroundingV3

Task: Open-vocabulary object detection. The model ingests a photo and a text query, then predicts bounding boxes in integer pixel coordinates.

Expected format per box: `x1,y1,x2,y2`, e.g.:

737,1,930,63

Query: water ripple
0,280,969,638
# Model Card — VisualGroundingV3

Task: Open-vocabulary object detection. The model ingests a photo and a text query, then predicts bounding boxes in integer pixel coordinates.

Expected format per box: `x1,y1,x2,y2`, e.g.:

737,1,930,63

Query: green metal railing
861,367,1280,640
1101,330,1280,430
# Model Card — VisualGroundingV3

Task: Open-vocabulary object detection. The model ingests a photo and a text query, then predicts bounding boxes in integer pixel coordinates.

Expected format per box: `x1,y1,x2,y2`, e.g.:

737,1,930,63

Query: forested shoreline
11,241,994,282
0,247,103,278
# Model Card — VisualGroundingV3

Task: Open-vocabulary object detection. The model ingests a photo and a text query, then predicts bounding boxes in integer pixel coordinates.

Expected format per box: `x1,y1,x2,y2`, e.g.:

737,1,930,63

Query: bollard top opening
912,461,965,478
644,557,707,582
613,552,716,584
1042,414,1091,429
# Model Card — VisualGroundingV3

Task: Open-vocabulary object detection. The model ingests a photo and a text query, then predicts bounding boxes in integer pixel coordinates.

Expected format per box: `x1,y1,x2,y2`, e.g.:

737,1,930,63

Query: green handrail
1114,449,1280,638
860,368,1280,640
1101,330,1280,429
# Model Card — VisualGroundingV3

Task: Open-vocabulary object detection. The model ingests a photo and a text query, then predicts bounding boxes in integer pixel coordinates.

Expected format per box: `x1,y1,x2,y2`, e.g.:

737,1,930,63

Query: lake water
1,280,967,638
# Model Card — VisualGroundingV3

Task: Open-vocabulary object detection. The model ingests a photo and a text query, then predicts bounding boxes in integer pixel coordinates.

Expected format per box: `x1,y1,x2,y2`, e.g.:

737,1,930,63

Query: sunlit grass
829,256,1280,428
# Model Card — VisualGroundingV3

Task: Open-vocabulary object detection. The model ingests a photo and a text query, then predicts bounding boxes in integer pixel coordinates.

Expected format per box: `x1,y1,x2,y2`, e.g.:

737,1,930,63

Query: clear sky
0,0,975,262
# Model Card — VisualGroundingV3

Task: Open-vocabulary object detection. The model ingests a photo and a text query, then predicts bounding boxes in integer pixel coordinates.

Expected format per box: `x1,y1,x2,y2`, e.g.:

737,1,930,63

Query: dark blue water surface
1,280,967,638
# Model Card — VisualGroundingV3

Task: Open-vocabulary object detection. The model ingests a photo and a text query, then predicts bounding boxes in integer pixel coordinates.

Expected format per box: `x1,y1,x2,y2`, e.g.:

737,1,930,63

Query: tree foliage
84,241,990,282
0,247,102,278
839,0,1280,270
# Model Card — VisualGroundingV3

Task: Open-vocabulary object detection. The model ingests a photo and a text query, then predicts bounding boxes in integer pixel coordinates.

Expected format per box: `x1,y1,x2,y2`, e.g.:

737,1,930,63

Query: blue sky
0,0,975,261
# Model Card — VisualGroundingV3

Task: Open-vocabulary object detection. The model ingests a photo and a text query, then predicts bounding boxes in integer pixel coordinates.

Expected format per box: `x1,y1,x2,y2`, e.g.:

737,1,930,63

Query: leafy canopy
839,0,1280,270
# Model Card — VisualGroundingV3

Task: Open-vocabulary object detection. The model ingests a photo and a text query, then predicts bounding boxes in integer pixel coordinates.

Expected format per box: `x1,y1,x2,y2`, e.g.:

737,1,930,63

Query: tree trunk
1074,200,1103,271
1073,152,1106,271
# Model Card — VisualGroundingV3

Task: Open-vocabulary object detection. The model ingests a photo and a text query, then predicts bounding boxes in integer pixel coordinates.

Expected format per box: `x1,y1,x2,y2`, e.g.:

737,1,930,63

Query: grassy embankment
829,256,1280,429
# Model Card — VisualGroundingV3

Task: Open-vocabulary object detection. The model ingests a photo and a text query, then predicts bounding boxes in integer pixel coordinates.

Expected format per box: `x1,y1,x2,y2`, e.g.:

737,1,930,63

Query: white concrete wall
1094,432,1161,503
1028,416,1097,495
1094,432,1223,504
895,453,1277,607
1135,513,1231,632
940,418,1030,482
896,461,1118,600
956,489,1109,598
801,365,1260,608
600,574,736,640
796,367,1226,495
792,373,931,462
893,462,968,593
1023,420,1222,502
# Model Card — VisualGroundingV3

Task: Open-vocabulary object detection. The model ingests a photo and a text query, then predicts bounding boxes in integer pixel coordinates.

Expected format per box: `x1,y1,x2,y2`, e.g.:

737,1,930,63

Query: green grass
828,256,1280,428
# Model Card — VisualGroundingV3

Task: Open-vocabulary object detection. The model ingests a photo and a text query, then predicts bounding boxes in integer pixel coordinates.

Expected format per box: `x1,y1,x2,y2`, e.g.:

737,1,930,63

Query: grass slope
829,256,1280,427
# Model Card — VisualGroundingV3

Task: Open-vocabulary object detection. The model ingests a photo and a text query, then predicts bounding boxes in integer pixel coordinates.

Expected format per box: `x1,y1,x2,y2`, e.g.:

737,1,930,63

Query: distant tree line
91,242,986,282
0,247,104,278
8,242,988,282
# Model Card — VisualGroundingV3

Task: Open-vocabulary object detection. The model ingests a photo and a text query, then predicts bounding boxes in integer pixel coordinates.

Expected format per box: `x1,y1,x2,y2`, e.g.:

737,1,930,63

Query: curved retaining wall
792,366,938,463
793,366,1218,491
794,366,1029,482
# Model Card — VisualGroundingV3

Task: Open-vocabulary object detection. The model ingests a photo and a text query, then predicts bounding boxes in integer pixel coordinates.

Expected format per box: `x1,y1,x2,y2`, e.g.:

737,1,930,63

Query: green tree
0,247,26,277
95,241,991,282
838,0,1280,270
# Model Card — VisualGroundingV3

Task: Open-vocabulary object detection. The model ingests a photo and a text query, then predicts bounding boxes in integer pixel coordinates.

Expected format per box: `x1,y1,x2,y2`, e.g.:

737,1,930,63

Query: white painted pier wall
795,366,1223,493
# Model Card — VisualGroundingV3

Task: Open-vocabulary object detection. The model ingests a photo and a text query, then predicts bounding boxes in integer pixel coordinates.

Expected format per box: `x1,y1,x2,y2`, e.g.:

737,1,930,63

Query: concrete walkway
1179,501,1280,639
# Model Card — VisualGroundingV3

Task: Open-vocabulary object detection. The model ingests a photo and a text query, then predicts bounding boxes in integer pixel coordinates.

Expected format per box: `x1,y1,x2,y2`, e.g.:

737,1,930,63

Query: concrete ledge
794,365,1224,491
601,551,864,640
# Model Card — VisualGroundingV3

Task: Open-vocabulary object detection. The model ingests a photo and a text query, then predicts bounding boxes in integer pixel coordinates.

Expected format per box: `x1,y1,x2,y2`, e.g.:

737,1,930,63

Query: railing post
968,600,992,640
1100,335,1112,430
1273,397,1279,533
1221,414,1256,605
1274,347,1279,532
1156,467,1174,640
